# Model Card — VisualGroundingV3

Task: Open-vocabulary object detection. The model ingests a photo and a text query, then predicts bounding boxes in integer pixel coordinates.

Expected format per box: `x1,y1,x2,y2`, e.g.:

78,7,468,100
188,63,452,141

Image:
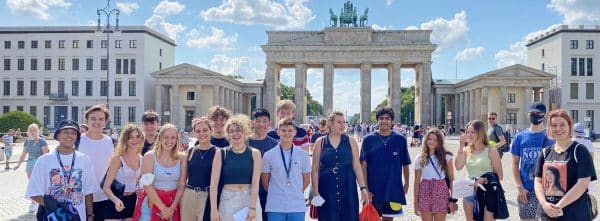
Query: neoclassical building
433,64,554,130
151,63,263,131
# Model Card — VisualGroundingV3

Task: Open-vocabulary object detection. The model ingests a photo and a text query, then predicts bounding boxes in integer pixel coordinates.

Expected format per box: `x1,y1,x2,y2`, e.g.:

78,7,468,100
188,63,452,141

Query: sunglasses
488,118,496,120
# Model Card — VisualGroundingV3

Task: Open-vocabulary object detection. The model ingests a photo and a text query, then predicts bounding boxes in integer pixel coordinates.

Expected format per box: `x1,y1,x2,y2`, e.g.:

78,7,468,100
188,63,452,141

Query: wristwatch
448,198,458,203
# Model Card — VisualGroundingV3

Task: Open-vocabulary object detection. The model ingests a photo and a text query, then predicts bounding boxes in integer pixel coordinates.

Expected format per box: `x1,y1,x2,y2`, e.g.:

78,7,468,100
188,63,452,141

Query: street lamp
96,0,120,129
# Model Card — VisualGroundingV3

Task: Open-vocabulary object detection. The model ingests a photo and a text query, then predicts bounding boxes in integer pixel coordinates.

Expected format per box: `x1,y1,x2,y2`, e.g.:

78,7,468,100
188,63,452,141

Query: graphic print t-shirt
26,151,97,221
510,129,554,192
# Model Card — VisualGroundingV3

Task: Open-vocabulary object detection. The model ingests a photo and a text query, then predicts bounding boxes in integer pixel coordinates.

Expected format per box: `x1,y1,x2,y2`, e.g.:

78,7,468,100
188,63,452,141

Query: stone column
542,86,550,107
294,63,307,124
323,62,334,115
499,87,507,124
417,62,433,125
255,92,262,109
196,85,203,116
219,87,225,108
520,87,532,129
212,85,220,108
458,92,464,127
360,62,372,123
481,87,488,122
435,94,443,125
238,92,243,113
171,85,180,126
474,88,481,122
388,63,402,123
466,90,472,122
264,62,281,123
533,88,541,102
155,84,162,117
229,89,234,112
454,94,459,129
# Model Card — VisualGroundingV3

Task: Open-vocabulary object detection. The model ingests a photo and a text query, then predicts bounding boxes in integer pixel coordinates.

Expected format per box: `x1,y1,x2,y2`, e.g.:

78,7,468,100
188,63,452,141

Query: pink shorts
418,179,450,213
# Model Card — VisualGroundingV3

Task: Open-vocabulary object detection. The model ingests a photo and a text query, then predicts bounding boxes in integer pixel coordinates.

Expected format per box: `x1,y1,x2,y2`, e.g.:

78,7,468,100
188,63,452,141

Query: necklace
195,146,213,159
378,132,391,147
231,146,246,154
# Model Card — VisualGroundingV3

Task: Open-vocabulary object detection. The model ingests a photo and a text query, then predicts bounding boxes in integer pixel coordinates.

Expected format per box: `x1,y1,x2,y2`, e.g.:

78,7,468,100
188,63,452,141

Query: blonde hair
27,123,40,138
153,123,180,159
276,100,296,114
327,111,345,131
225,114,252,139
115,124,144,156
466,120,488,152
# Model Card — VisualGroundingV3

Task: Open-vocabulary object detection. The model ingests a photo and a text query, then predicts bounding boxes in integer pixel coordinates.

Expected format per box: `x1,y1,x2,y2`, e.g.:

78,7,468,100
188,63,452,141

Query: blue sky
2,0,599,115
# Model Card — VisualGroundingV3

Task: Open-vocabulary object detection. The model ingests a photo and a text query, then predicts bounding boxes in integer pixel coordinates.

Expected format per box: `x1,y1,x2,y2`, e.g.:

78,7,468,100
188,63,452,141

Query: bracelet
448,198,458,203
87,214,94,217
360,186,368,191
248,207,256,210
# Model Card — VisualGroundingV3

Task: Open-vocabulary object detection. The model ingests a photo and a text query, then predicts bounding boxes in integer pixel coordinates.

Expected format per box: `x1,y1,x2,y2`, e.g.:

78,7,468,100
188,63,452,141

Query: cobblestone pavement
2,137,599,220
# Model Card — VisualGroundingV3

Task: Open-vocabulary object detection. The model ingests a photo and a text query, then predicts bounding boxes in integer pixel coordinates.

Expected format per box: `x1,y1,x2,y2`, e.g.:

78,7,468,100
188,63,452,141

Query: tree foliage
279,84,323,117
0,111,43,133
349,86,415,125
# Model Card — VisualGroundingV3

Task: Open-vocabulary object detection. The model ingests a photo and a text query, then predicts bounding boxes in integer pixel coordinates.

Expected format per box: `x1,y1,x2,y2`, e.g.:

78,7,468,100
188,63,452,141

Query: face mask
530,114,545,125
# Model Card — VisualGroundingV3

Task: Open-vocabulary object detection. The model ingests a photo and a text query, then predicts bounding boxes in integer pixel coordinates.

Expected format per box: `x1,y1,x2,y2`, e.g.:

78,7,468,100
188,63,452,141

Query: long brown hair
418,128,453,174
114,124,144,156
466,120,488,152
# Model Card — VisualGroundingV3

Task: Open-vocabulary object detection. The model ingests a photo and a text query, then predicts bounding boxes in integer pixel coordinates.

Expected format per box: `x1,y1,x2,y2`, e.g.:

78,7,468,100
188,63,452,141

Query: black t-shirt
211,136,230,148
310,132,327,144
141,139,154,156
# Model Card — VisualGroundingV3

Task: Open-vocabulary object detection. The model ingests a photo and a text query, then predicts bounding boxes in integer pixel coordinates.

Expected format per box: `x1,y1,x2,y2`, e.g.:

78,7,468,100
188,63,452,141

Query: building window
17,80,23,96
30,80,37,96
571,58,577,76
72,58,79,70
187,92,195,100
43,106,50,126
586,83,594,99
31,41,38,49
3,81,9,96
17,106,23,112
31,59,37,70
17,59,24,70
586,40,594,49
115,81,122,96
86,40,93,48
58,58,65,70
44,80,51,96
116,59,121,74
4,59,10,70
114,106,121,126
72,81,79,97
579,58,585,76
86,80,93,96
507,93,516,103
130,59,136,74
123,59,129,74
159,62,162,70
570,40,578,49
129,81,136,96
59,40,65,48
570,83,578,99
571,110,579,122
100,81,108,96
30,106,36,117
3,106,9,114
4,41,11,49
129,40,137,48
18,41,24,49
71,106,78,122
44,40,51,48
72,40,80,48
115,40,121,48
101,40,108,48
587,58,593,76
86,58,93,70
541,63,545,72
44,58,51,70
587,110,595,130
160,49,163,56
541,49,544,57
101,58,108,71
128,107,136,123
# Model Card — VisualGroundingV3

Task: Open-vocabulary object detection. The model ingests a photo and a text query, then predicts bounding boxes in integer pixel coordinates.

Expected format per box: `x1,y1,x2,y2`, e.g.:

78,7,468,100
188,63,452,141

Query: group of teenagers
18,98,597,221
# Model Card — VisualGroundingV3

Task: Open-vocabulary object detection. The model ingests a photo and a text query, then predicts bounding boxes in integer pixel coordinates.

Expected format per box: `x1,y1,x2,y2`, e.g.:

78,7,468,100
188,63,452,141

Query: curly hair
207,106,232,121
115,124,144,156
225,114,252,139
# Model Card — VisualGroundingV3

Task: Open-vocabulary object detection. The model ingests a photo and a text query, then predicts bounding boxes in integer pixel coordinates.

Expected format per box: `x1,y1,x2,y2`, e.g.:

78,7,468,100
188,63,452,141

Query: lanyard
55,149,76,181
279,146,293,187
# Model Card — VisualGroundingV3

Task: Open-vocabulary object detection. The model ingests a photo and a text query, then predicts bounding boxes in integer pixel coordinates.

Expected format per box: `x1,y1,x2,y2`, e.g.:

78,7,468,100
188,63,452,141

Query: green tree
279,84,323,116
0,111,43,133
349,86,415,125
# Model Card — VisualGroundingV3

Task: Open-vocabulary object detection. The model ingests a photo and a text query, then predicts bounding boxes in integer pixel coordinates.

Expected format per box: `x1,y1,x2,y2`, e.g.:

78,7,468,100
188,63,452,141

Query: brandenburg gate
261,27,437,125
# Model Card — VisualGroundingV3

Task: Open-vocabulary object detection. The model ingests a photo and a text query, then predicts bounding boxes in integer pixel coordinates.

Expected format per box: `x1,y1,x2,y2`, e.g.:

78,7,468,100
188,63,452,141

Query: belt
186,185,209,192
321,166,340,174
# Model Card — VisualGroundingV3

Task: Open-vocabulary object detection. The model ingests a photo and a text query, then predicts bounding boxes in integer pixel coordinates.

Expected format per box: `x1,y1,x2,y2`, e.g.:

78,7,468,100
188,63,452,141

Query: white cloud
6,0,71,20
455,46,485,61
547,0,600,24
200,0,315,30
116,2,139,15
494,24,561,68
154,0,185,16
386,0,394,6
207,54,265,80
186,27,238,50
413,11,469,53
372,24,394,30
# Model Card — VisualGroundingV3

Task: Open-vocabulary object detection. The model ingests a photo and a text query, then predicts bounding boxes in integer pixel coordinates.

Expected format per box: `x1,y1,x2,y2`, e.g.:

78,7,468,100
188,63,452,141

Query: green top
466,146,493,179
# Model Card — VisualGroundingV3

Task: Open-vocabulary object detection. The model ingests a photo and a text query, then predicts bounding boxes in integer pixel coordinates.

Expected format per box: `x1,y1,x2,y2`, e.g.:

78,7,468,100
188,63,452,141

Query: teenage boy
267,100,309,151
360,107,411,219
206,106,232,148
510,102,554,220
141,110,160,155
261,117,311,221
1,129,15,170
309,118,328,154
77,105,115,221
249,108,279,221
487,112,507,158
26,120,97,221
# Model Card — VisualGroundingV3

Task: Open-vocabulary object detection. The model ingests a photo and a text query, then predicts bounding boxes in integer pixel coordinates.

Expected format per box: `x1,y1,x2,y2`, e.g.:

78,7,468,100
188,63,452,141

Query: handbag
309,205,318,219
590,193,598,219
99,160,125,197
36,195,81,221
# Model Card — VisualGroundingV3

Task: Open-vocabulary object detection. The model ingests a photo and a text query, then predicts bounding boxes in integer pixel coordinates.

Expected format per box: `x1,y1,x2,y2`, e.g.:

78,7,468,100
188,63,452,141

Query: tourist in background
102,124,144,221
14,123,49,212
80,124,89,134
1,129,16,170
487,112,507,158
309,118,328,155
267,100,309,152
207,106,232,148
141,110,160,156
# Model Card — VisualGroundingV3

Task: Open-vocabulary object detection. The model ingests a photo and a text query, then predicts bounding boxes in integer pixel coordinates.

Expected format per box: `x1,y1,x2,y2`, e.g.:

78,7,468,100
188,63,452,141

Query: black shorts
93,200,111,221
104,194,137,219
372,200,404,217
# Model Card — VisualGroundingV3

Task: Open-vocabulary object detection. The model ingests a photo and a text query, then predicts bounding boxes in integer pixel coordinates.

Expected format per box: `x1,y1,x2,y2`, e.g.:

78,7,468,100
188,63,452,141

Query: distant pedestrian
1,129,16,170
487,112,507,158
14,123,49,212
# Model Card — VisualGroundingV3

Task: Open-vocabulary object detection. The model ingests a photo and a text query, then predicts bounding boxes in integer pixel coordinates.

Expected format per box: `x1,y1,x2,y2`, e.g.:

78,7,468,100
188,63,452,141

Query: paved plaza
1,136,599,220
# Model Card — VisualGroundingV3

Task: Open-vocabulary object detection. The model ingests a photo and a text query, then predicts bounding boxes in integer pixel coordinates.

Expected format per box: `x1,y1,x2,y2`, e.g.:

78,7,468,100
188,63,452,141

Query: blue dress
318,134,359,221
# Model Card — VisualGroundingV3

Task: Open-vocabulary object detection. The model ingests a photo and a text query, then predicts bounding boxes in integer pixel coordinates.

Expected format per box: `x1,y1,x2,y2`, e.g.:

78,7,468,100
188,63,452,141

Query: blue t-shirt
211,136,230,148
248,136,278,157
509,129,554,192
360,131,411,204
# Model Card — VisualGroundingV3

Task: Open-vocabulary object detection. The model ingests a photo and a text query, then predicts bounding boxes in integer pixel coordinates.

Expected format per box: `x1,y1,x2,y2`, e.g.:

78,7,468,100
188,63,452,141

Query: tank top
466,146,493,178
115,155,142,192
221,147,253,184
152,153,181,189
186,146,216,188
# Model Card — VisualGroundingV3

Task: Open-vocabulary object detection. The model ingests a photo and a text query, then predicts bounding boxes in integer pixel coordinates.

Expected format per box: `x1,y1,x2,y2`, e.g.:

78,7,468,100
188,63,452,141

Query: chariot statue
329,1,368,27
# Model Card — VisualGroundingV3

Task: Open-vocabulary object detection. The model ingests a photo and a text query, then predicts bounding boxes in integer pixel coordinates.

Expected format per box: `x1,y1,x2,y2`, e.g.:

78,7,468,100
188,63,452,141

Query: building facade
527,24,599,131
0,26,175,129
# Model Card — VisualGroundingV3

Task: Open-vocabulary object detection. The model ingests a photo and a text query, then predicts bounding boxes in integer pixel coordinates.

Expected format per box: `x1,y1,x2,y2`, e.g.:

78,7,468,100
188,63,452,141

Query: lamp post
96,0,120,129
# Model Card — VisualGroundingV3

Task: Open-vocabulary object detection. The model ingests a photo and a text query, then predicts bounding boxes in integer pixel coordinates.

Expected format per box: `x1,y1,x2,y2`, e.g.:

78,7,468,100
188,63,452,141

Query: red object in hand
359,203,380,221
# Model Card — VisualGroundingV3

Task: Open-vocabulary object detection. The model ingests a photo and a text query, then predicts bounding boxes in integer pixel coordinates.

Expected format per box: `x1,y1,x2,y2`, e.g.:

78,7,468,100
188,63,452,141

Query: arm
311,137,323,196
488,148,503,180
403,165,410,194
209,149,222,218
260,173,270,191
102,156,123,207
248,149,262,219
455,147,467,170
170,153,187,210
413,169,422,216
85,193,93,220
557,177,592,209
15,148,27,169
495,127,506,148
31,196,44,205
140,153,168,212
302,173,311,191
42,145,49,154
349,137,369,204
512,155,529,203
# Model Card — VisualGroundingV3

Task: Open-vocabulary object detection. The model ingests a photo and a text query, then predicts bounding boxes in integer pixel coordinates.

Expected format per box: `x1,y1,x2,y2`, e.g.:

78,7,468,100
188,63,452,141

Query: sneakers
28,203,38,213
4,166,9,171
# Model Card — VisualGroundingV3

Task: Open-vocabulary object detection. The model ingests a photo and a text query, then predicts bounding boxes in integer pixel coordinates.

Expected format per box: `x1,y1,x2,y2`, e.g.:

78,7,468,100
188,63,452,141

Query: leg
382,217,394,221
432,212,447,221
463,201,474,221
483,208,495,221
420,212,433,221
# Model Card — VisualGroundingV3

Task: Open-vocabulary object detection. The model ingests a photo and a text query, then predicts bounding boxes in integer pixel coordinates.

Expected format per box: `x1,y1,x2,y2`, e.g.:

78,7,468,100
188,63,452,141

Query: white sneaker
28,203,37,213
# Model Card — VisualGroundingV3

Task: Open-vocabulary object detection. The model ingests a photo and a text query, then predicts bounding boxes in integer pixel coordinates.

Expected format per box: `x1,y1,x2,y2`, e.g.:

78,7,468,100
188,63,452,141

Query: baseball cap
528,102,547,113
573,123,586,137
54,119,81,141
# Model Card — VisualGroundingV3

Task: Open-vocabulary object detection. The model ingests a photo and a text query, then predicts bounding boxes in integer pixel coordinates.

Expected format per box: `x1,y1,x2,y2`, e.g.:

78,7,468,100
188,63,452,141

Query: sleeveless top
115,155,142,192
222,147,253,184
186,146,216,188
152,153,181,189
466,146,493,178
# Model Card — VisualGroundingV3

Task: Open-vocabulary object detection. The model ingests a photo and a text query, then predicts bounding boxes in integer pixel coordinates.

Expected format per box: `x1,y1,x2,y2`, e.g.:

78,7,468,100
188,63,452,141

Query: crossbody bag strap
427,155,444,180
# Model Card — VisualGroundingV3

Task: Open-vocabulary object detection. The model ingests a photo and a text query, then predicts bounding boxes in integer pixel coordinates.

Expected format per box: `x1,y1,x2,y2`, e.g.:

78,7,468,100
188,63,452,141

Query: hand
159,206,173,220
13,165,20,170
112,198,125,212
211,209,221,221
541,202,561,218
414,202,421,216
246,209,256,221
517,186,529,204
403,184,409,196
448,202,458,214
459,133,467,147
360,190,370,205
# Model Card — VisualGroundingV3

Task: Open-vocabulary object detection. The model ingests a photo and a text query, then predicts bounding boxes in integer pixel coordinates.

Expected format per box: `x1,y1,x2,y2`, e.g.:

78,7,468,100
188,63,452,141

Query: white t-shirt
413,153,453,180
26,151,97,221
78,134,114,202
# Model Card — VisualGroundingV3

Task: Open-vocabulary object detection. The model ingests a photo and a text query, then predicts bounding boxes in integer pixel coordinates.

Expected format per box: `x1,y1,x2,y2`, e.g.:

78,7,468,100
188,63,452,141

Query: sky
2,0,599,116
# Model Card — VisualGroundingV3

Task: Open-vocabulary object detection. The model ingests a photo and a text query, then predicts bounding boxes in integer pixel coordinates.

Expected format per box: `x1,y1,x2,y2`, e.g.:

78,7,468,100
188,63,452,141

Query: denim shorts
463,195,477,203
4,147,12,159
